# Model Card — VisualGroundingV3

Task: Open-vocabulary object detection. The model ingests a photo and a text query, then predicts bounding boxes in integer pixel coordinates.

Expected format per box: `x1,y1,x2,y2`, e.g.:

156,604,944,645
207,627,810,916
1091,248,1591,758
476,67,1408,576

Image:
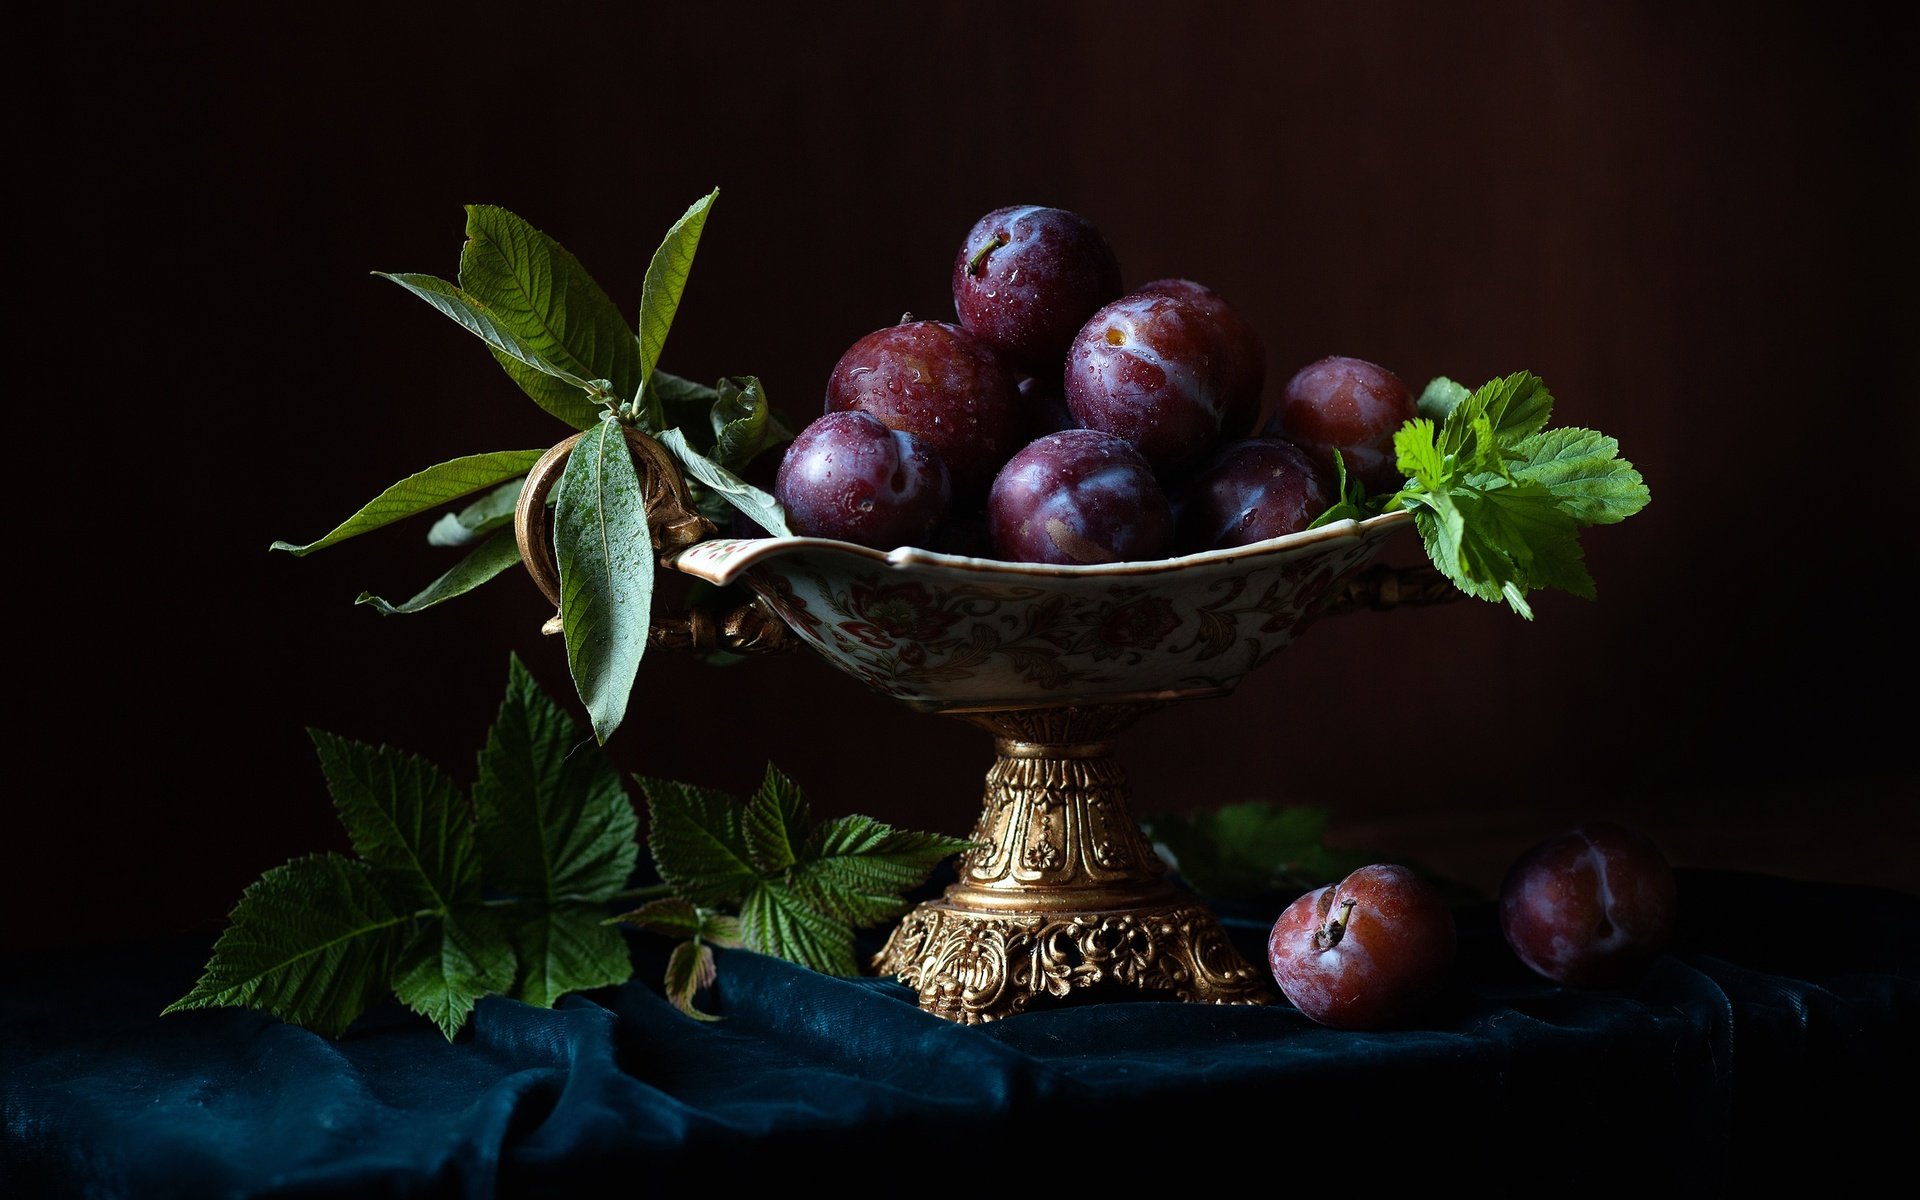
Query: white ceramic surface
673,511,1413,712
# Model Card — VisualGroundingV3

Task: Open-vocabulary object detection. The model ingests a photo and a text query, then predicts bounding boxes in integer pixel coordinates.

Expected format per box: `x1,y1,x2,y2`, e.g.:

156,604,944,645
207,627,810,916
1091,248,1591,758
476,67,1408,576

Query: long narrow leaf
655,428,790,537
637,190,718,389
554,423,653,742
427,478,526,548
272,451,545,556
356,529,522,615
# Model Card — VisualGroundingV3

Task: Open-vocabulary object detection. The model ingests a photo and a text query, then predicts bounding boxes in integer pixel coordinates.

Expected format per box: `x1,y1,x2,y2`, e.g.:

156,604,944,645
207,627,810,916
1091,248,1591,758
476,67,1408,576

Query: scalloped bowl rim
673,508,1413,586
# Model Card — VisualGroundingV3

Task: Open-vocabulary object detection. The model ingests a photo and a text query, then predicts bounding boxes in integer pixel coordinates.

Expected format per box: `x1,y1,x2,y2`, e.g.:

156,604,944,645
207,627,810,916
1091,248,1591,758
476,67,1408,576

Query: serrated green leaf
474,655,638,902
500,902,633,1009
638,776,759,905
742,764,809,873
272,450,546,556
638,190,718,389
1510,427,1650,525
163,854,406,1038
1456,480,1593,601
1394,419,1446,489
357,528,522,615
791,815,975,927
457,206,642,424
737,883,858,977
1417,376,1471,423
663,939,723,1021
392,909,516,1040
1410,488,1485,594
309,731,476,912
554,421,654,743
654,427,791,537
375,272,599,394
428,478,526,548
1441,370,1553,455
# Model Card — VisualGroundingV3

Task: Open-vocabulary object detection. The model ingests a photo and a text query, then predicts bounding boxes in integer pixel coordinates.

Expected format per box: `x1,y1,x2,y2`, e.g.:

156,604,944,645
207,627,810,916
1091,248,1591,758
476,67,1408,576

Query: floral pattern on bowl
672,511,1414,712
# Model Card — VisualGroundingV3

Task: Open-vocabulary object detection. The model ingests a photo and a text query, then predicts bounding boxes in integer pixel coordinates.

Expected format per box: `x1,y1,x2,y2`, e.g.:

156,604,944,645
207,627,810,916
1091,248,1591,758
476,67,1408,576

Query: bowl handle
512,427,791,653
1306,562,1465,624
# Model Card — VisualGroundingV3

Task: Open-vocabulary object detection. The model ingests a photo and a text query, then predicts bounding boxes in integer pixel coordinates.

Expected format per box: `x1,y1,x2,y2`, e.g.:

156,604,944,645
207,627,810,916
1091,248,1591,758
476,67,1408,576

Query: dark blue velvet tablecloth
5,869,1915,1197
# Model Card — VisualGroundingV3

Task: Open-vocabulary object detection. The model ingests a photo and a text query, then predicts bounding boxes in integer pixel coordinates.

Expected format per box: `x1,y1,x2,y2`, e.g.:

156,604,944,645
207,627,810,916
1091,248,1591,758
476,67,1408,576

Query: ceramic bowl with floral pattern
672,510,1415,712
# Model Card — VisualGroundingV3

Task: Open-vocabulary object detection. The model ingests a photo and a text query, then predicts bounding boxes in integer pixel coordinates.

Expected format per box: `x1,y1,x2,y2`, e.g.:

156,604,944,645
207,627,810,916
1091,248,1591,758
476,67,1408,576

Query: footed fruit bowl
516,428,1455,1023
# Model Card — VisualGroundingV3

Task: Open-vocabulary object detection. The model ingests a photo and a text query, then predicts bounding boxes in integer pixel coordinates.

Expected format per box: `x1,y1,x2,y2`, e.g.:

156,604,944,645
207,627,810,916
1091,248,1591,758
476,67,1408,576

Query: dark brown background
14,1,1916,954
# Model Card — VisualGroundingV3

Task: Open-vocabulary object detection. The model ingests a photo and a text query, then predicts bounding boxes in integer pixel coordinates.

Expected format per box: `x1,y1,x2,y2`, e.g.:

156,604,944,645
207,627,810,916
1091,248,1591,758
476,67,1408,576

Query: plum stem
1315,898,1357,950
966,233,1009,276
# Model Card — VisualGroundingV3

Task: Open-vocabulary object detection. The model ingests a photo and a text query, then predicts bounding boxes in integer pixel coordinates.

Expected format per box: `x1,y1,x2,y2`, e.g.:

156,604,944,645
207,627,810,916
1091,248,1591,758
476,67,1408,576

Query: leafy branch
270,194,795,744
166,656,968,1038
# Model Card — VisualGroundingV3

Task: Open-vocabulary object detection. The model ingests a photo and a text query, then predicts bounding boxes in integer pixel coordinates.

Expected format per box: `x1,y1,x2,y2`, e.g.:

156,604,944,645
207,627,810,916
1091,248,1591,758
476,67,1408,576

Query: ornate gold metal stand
873,704,1271,1023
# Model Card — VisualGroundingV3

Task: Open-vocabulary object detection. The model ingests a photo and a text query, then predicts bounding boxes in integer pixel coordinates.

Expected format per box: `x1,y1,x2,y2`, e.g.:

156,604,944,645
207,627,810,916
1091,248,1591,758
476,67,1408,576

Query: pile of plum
773,205,1420,563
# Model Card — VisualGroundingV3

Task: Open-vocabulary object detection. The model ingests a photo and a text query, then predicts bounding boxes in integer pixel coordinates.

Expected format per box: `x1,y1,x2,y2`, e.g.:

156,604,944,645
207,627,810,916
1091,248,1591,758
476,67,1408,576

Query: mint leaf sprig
271,194,795,744
1314,371,1649,619
166,656,968,1038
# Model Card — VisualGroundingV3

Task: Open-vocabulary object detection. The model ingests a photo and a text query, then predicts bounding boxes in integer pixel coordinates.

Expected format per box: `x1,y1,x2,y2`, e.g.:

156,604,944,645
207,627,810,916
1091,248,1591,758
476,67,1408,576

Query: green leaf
655,427,791,537
488,350,604,431
309,730,477,912
1442,370,1553,455
638,776,759,905
791,815,975,927
1393,418,1447,490
1141,803,1375,900
1143,802,1482,905
737,882,858,977
1509,427,1650,525
356,528,522,615
375,272,600,394
742,764,809,873
1307,450,1372,528
1413,478,1590,618
650,369,721,435
392,909,516,1040
428,478,525,548
646,768,966,970
1417,376,1472,423
637,189,718,390
500,901,633,1009
610,897,704,937
709,376,790,473
611,898,744,950
700,913,743,949
458,206,643,424
474,655,638,902
1456,480,1594,601
272,450,546,556
163,854,406,1038
553,421,654,743
663,939,722,1021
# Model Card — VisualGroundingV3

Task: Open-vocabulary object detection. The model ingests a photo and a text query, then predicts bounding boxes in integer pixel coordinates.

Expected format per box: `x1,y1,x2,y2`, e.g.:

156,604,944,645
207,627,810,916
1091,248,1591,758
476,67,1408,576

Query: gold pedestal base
872,704,1274,1023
